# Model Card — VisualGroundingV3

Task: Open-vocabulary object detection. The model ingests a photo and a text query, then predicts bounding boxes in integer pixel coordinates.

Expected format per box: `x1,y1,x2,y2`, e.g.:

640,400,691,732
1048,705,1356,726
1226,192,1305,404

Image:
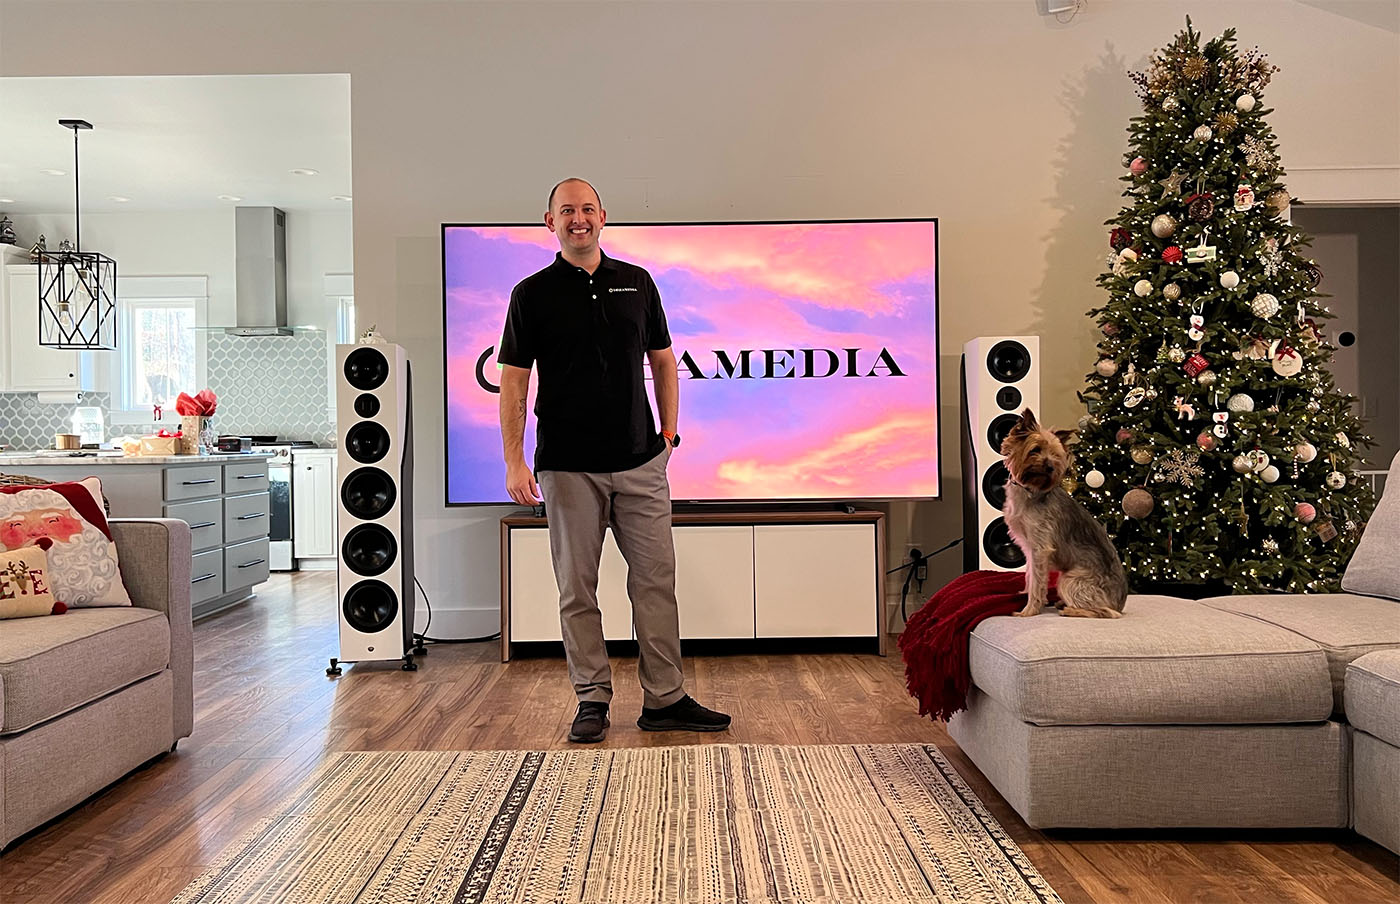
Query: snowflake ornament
1153,448,1206,488
1262,539,1280,555
1260,237,1284,278
1241,135,1276,172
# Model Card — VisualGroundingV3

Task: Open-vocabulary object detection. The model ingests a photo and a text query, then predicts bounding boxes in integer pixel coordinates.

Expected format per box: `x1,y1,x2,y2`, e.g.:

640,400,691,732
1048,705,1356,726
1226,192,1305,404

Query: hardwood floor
2,571,1396,903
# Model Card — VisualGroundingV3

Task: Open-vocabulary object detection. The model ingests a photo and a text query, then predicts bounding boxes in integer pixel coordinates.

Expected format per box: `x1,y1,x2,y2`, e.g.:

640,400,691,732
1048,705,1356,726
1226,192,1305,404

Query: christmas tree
1072,19,1374,595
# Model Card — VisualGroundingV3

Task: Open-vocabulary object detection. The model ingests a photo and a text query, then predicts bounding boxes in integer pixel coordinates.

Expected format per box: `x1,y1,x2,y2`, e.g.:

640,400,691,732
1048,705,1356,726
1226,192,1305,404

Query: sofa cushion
0,607,169,734
967,595,1334,726
1342,450,1400,601
1,543,58,618
1199,593,1400,714
1346,650,1400,747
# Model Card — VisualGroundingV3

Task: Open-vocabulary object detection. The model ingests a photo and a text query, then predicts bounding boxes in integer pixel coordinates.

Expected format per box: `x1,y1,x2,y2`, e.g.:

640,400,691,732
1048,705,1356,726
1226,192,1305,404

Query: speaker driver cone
982,460,1010,510
987,340,1032,383
341,467,397,520
345,347,389,391
346,422,391,464
354,393,381,418
343,580,398,633
983,518,1025,569
987,413,1021,455
343,524,398,576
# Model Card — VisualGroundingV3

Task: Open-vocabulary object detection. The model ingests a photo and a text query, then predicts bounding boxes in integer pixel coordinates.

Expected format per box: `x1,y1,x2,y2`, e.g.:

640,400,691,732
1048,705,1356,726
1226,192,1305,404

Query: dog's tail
1060,606,1123,619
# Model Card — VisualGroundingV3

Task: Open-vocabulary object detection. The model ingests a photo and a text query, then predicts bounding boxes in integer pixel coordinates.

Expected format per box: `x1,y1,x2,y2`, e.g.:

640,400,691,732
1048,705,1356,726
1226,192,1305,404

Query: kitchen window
109,275,208,425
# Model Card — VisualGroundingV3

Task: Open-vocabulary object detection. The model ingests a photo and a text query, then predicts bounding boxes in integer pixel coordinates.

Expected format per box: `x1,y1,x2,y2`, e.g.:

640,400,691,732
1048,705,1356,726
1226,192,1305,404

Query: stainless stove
248,440,319,570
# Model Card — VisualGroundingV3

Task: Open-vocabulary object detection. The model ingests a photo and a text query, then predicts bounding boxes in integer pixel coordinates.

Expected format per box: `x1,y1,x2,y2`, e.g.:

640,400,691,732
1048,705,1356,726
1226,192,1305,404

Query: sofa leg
170,740,179,753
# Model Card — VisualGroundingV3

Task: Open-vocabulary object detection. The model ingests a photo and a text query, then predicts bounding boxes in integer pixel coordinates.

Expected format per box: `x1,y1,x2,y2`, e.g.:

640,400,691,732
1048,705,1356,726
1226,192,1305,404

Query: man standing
497,178,731,743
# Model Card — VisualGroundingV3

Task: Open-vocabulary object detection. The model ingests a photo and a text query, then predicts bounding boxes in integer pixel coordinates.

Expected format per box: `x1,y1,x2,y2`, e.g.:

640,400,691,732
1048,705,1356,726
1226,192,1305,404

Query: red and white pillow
0,477,131,608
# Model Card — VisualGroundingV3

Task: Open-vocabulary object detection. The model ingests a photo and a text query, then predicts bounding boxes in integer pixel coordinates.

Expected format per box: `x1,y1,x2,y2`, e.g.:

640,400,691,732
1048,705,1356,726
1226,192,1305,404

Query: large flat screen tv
443,219,939,505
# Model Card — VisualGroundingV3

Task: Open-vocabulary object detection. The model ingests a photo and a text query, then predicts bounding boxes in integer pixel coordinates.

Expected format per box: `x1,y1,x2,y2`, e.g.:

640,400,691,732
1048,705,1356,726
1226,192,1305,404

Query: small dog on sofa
1000,408,1128,618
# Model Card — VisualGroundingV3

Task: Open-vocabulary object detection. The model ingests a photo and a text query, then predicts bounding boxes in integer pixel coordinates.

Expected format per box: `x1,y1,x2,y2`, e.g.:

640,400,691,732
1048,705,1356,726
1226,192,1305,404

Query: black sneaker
637,694,731,732
568,701,609,743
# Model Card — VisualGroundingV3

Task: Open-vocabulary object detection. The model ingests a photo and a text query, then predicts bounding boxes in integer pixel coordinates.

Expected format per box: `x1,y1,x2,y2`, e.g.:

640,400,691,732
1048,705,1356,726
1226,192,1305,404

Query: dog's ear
1053,428,1076,446
1019,408,1039,430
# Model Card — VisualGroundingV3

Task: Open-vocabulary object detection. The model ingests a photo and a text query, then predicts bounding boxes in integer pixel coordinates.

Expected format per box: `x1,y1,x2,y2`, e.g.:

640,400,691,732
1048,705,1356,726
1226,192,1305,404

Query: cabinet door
674,525,754,639
754,523,877,638
293,456,336,558
4,267,89,392
509,526,631,642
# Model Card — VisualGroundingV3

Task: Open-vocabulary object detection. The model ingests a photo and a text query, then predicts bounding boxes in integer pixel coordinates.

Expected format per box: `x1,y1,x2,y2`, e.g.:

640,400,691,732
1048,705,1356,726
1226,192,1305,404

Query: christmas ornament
1123,488,1155,519
1096,358,1119,377
1326,471,1347,489
1172,395,1196,419
1133,279,1154,297
1214,112,1240,137
1181,56,1208,81
1193,124,1214,142
1119,247,1139,264
1162,246,1184,264
1262,539,1280,555
1344,520,1359,536
1260,237,1284,278
1130,156,1148,176
1236,93,1257,112
1241,135,1276,171
1251,293,1279,319
1153,448,1205,488
1220,270,1240,289
1061,475,1078,493
1197,431,1216,451
1168,346,1186,363
1234,184,1255,212
1265,189,1291,217
1124,386,1147,408
1187,312,1206,342
1183,352,1210,377
1131,446,1154,465
1077,414,1099,431
1314,520,1338,542
1159,169,1189,198
1295,502,1317,523
1307,400,1322,412
1163,282,1182,301
1122,363,1140,385
1196,369,1217,386
1244,336,1270,360
1101,322,1119,337
1303,261,1323,288
1110,227,1133,250
1162,96,1181,112
1151,214,1178,239
1085,469,1106,489
1232,454,1253,474
1116,428,1135,445
1186,192,1215,221
1261,465,1280,483
1227,393,1255,413
1248,449,1271,473
1270,340,1302,376
1336,432,1351,449
1212,410,1230,438
1186,227,1217,263
1295,442,1317,463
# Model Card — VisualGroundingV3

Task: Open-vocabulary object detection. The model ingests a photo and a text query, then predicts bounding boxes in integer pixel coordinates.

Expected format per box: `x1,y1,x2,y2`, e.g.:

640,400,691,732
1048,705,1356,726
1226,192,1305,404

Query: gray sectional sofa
0,519,194,849
949,451,1400,852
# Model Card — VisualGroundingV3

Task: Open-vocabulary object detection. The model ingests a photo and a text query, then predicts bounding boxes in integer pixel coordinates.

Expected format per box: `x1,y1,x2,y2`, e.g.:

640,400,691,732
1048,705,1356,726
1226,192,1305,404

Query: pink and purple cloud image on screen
444,220,939,503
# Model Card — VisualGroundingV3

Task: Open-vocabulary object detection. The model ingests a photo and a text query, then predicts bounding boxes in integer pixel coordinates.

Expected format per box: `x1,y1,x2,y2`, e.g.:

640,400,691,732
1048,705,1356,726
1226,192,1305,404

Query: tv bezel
440,217,942,507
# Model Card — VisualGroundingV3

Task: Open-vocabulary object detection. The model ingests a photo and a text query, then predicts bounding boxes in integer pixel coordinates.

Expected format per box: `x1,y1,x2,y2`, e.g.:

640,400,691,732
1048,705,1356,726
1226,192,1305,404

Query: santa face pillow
0,477,131,608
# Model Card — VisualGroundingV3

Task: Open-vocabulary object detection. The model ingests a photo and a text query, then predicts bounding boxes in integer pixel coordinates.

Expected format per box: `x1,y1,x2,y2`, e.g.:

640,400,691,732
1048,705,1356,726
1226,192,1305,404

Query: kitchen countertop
0,451,275,466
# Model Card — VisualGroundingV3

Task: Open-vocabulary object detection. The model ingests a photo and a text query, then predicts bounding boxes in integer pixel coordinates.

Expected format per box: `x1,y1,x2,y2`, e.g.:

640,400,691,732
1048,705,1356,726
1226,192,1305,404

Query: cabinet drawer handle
236,474,263,480
236,511,265,520
183,478,217,486
189,521,217,530
192,573,218,584
237,558,267,569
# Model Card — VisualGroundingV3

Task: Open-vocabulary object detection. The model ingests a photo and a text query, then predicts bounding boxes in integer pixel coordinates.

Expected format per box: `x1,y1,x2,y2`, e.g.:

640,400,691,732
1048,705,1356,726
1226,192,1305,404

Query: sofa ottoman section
1346,650,1400,854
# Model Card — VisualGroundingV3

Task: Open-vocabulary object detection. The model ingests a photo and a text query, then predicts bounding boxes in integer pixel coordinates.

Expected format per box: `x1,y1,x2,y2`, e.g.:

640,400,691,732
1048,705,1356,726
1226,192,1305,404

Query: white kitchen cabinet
2,263,98,393
292,451,337,559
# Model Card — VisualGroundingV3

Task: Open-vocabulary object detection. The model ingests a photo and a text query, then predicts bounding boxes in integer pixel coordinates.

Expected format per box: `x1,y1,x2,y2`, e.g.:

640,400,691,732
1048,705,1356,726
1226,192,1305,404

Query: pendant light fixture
36,119,117,349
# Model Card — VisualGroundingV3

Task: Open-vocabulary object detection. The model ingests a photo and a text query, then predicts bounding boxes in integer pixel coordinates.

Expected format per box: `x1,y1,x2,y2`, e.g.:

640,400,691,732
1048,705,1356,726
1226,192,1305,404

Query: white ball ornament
1085,469,1106,489
1251,293,1280,319
1196,369,1217,386
1163,96,1181,112
1193,125,1214,142
1261,465,1280,484
1096,358,1119,377
1295,442,1318,463
1151,214,1178,239
1134,279,1154,297
1236,93,1257,112
1163,282,1182,302
1220,270,1241,289
1168,346,1186,363
1326,471,1347,490
1227,393,1255,413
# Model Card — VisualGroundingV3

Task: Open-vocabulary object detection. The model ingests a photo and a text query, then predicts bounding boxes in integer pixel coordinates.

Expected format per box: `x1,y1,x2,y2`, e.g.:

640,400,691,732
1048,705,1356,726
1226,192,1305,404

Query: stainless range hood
229,206,291,336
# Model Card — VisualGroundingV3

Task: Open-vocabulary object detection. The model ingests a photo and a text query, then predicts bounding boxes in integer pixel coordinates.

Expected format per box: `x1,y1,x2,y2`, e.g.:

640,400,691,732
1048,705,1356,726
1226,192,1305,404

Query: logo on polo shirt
608,287,639,293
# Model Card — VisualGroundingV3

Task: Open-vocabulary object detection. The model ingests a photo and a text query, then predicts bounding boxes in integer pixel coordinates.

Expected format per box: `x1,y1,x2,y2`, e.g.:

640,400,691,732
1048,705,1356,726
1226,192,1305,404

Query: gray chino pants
537,443,686,709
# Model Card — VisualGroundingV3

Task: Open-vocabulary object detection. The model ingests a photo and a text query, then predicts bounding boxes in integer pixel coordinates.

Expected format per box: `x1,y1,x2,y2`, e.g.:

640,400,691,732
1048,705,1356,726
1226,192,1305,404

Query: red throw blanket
899,570,1058,723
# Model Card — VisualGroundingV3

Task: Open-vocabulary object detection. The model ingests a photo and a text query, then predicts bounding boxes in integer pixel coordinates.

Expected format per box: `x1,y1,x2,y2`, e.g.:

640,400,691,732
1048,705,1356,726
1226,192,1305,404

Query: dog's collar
1007,474,1052,497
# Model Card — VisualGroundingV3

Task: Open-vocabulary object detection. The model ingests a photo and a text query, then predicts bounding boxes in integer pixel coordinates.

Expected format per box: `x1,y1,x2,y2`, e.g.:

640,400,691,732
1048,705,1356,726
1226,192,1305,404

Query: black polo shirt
498,250,671,473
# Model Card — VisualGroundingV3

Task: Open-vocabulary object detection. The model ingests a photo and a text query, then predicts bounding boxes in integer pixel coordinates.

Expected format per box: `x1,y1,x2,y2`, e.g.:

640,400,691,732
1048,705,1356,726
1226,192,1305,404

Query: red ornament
1162,246,1184,264
1130,157,1148,176
1295,502,1317,524
1183,352,1210,377
1116,428,1135,445
1110,227,1133,251
1196,431,1216,451
1101,322,1120,336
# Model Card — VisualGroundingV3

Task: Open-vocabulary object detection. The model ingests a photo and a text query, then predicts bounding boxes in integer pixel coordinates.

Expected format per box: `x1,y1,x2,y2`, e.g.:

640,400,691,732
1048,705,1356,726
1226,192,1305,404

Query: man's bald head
548,178,602,214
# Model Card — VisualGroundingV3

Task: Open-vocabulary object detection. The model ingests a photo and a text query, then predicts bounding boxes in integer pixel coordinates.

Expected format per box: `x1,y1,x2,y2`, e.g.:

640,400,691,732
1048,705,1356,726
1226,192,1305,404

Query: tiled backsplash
0,392,162,450
206,331,335,445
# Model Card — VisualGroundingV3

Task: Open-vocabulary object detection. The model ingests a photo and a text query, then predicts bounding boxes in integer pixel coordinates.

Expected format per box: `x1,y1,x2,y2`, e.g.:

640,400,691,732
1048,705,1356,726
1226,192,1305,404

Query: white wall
4,0,1395,635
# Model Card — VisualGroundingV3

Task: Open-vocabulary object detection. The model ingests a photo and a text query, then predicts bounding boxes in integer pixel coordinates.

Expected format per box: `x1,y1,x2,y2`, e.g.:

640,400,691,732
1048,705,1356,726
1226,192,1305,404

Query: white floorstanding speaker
960,336,1040,572
328,342,418,674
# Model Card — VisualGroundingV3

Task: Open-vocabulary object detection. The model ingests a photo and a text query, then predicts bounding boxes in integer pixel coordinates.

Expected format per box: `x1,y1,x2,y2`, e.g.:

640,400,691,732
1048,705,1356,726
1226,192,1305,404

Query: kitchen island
0,452,275,618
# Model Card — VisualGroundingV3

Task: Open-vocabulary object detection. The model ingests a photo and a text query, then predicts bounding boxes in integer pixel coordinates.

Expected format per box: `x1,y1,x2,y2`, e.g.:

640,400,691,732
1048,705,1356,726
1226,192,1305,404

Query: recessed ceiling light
41,168,67,176
218,194,243,202
0,198,14,204
331,195,352,202
108,195,130,203
290,168,319,176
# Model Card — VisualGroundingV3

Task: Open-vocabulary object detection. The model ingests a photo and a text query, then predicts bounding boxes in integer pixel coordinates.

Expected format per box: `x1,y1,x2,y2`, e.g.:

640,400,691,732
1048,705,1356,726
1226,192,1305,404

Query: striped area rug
171,744,1061,904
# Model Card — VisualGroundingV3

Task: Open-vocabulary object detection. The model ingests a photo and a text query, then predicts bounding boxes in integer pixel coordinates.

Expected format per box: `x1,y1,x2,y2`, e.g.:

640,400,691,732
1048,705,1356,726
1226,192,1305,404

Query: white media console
499,510,885,661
